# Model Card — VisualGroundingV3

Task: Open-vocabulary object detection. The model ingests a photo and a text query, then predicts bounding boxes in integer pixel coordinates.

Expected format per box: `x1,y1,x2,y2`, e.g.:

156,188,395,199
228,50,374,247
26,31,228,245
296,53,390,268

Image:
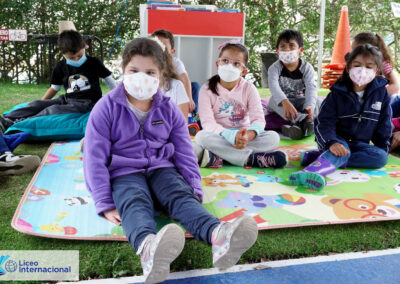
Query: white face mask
278,50,299,64
218,64,241,82
349,67,376,87
123,72,159,100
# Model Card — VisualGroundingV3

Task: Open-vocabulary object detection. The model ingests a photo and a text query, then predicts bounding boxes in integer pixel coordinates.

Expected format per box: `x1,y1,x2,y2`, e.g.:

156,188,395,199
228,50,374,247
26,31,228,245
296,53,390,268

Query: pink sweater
198,77,266,134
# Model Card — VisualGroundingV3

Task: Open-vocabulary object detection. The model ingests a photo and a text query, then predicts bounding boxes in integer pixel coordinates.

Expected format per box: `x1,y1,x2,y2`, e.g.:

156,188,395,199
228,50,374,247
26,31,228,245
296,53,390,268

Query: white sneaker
0,152,40,176
137,224,185,284
211,215,258,269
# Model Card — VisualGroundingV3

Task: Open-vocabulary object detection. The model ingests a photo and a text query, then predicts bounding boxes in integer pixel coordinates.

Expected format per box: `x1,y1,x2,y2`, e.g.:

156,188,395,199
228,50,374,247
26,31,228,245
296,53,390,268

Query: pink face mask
349,67,376,87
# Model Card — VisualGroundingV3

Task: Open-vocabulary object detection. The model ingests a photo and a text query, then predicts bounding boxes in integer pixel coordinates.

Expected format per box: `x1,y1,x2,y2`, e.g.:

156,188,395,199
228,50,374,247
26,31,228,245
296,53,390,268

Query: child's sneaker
0,152,41,176
200,149,223,168
249,150,288,168
300,118,314,137
137,224,185,284
212,215,258,269
281,124,303,140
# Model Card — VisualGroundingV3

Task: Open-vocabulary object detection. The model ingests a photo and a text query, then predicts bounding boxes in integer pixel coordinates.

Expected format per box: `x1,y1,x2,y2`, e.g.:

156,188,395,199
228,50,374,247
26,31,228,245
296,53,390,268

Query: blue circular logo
5,260,17,273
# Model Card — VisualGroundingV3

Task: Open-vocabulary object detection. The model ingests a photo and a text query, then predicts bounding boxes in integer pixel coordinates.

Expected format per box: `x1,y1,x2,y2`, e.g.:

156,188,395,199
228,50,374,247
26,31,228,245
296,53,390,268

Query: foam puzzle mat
11,137,400,240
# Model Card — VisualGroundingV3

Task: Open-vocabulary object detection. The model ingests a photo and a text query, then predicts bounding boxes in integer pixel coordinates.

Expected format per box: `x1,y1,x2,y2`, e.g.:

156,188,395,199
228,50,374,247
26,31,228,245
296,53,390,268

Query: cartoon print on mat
17,219,35,233
363,168,388,177
219,208,269,228
254,174,282,183
389,170,400,178
25,186,51,203
45,153,60,164
321,193,400,219
394,183,400,194
64,196,92,206
277,144,317,162
326,170,370,185
39,212,78,235
217,192,305,213
203,173,252,187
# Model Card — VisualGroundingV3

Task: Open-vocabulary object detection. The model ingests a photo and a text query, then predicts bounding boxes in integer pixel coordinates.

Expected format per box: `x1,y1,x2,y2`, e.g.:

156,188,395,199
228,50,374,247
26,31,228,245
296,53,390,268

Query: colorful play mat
11,137,400,240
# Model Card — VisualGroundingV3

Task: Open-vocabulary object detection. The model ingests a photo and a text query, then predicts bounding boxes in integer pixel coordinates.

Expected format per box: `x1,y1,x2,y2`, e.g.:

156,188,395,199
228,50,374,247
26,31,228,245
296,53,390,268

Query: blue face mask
66,54,87,68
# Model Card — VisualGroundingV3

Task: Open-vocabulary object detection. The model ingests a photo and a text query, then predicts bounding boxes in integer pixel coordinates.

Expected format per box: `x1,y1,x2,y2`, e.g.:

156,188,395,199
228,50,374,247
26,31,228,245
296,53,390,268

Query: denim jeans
320,138,388,169
0,135,10,153
111,167,220,251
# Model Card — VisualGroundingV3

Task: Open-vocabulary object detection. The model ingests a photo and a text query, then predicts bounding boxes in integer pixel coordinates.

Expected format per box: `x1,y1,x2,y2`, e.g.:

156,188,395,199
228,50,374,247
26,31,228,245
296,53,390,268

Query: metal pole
2,41,5,81
35,42,39,84
317,0,326,88
27,37,31,83
15,42,18,84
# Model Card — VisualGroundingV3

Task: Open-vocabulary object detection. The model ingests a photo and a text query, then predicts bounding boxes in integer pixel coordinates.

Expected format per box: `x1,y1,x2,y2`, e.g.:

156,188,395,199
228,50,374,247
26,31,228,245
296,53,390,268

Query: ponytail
375,34,394,67
208,75,221,96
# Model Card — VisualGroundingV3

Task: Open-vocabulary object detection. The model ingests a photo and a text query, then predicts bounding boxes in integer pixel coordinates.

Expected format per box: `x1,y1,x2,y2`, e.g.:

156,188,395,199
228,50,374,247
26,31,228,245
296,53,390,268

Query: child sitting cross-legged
194,40,287,169
289,44,392,191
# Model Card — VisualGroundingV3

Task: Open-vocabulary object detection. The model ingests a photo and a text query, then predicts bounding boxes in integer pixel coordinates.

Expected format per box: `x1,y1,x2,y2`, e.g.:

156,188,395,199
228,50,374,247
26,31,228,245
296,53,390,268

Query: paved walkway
68,248,400,284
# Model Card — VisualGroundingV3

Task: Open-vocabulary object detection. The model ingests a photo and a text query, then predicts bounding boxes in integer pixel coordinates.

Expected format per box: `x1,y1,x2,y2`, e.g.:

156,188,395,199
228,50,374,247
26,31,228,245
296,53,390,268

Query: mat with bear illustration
11,137,400,240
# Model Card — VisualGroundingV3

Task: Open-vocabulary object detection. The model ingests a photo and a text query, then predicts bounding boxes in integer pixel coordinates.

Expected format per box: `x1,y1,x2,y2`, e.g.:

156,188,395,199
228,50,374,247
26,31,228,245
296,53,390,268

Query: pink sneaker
200,149,223,168
137,224,185,284
211,215,258,269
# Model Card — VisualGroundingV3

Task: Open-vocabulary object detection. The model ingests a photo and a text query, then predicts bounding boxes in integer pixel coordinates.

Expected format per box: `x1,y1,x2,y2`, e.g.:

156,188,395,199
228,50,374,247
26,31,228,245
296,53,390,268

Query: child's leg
267,97,308,123
112,172,184,283
111,172,157,251
148,167,220,243
148,167,258,269
289,141,350,190
195,130,252,166
347,141,388,168
4,97,64,121
245,131,288,168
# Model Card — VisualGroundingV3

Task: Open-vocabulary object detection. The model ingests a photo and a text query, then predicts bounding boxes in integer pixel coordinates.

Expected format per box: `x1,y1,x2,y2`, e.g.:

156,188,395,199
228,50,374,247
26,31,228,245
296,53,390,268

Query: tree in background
1,0,399,86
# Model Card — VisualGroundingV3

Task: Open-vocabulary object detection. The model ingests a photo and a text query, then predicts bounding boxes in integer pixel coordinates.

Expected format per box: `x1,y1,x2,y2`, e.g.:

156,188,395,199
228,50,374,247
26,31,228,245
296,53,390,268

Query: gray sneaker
282,125,304,140
137,224,185,284
211,215,258,269
0,152,41,176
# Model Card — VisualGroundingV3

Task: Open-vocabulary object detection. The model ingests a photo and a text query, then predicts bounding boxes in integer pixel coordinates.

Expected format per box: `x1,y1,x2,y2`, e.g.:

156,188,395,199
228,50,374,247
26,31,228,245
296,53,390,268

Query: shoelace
257,155,276,167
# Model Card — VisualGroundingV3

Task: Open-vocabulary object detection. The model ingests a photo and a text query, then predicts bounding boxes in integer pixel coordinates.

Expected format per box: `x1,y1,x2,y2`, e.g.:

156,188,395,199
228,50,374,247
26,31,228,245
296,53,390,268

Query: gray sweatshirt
268,59,317,110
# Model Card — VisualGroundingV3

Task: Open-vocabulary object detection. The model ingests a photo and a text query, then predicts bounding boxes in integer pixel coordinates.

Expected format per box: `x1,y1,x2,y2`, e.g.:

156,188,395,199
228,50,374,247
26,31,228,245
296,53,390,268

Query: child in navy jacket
289,44,392,191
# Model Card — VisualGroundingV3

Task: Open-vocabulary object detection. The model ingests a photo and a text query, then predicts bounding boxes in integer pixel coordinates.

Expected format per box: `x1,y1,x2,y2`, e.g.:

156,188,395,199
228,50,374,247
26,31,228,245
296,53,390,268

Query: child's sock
247,150,288,168
299,118,314,137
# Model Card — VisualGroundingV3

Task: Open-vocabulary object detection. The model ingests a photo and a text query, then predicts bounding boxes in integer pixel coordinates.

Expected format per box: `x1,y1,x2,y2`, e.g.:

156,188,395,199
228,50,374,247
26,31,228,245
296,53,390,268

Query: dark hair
121,38,165,73
208,43,249,96
276,29,304,49
353,32,394,67
151,29,175,49
161,48,179,92
58,30,86,54
336,44,383,91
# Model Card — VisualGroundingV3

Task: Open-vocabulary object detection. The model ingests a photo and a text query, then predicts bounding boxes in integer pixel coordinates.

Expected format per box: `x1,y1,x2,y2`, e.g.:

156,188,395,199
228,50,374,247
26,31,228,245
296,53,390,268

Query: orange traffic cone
328,6,351,68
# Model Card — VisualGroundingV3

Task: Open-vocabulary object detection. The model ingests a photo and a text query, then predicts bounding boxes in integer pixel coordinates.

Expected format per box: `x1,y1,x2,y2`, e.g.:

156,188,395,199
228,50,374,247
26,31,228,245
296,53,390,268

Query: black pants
5,95,95,122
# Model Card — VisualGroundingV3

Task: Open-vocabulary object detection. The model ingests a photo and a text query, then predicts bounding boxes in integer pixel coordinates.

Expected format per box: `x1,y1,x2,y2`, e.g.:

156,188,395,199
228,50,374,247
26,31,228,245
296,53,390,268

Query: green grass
0,83,399,281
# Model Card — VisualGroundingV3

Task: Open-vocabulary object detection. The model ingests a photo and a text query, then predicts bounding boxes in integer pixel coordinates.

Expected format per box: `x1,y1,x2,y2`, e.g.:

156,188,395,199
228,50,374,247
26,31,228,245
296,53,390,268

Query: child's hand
234,128,249,149
391,132,400,151
246,130,257,142
329,143,350,156
282,100,298,120
189,99,196,112
304,107,313,120
103,209,121,225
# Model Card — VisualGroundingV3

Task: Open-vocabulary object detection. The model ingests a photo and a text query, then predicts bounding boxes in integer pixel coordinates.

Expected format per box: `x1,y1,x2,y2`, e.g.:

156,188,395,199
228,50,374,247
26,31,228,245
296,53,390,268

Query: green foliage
1,0,400,86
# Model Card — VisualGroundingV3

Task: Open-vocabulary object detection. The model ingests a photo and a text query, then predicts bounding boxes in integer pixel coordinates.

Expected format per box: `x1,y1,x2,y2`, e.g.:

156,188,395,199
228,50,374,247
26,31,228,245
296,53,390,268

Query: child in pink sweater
194,40,287,168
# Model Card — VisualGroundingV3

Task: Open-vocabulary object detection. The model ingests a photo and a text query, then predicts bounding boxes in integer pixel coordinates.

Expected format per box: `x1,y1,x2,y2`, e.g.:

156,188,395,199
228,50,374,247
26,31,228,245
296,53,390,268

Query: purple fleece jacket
83,83,203,215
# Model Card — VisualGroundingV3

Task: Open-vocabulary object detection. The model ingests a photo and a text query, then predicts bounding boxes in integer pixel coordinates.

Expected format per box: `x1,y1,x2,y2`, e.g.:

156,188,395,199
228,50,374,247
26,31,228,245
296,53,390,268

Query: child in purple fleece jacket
83,38,258,283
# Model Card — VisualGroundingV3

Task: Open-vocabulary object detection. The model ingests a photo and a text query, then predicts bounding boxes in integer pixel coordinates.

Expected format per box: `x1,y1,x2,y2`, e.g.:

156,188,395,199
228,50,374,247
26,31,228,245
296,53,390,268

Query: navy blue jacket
315,77,393,152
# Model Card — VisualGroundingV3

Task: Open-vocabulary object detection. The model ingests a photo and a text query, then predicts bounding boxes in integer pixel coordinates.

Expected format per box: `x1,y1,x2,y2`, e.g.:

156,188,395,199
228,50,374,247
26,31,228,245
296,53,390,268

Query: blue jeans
0,134,10,153
320,138,388,169
111,167,220,251
391,96,400,118
191,82,200,114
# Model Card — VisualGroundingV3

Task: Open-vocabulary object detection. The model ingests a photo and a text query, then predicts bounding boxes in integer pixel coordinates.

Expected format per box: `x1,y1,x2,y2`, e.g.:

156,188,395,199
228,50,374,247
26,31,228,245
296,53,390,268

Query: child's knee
261,130,280,148
374,150,388,168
